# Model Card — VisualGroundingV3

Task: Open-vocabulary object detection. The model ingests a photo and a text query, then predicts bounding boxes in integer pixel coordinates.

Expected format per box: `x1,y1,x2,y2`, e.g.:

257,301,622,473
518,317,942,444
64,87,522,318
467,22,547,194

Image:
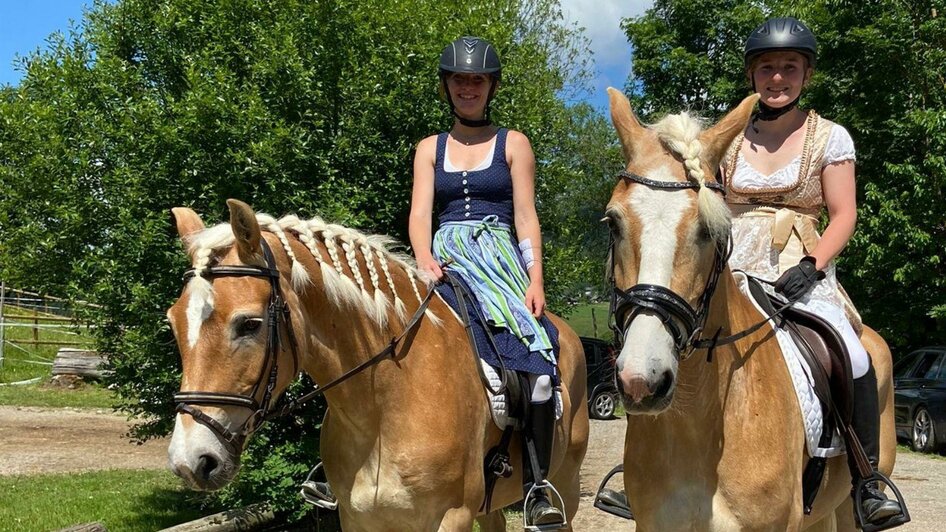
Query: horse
603,88,897,531
164,199,589,531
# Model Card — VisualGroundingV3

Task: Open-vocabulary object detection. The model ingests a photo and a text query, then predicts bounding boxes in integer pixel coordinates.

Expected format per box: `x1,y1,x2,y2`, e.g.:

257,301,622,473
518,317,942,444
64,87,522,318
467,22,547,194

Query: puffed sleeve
823,124,856,166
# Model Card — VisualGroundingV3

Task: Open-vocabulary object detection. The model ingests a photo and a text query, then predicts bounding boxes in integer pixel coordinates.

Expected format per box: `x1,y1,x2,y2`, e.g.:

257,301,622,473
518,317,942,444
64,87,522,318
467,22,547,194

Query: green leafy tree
0,0,602,518
623,0,946,351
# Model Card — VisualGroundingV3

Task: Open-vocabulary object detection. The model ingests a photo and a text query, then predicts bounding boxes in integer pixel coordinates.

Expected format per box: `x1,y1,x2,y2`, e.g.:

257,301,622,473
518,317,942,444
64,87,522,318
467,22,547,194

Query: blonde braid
257,215,310,291
285,217,344,307
376,249,407,323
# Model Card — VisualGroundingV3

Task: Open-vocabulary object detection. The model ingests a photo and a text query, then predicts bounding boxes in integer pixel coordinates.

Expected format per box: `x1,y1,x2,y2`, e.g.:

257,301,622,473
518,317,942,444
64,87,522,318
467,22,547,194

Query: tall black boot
848,362,903,524
522,398,565,528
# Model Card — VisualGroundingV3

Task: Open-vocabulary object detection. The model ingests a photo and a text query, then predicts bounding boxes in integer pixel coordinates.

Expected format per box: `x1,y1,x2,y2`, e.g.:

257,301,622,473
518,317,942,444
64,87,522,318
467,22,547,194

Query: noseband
174,240,298,456
608,170,730,360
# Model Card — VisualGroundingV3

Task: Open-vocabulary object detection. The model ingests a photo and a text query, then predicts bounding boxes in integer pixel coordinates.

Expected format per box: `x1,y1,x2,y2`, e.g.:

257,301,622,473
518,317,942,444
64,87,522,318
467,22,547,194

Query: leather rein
174,239,436,456
607,170,798,362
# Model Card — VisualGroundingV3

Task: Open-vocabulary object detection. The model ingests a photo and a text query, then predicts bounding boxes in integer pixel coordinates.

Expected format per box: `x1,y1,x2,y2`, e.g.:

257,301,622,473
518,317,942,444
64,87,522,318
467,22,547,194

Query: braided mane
183,214,440,330
651,112,732,244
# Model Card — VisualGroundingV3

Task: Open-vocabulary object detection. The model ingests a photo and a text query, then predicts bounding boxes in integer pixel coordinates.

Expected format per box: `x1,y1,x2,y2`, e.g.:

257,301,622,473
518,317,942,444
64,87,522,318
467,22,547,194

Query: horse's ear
171,207,205,245
700,94,760,172
608,87,647,163
227,199,261,262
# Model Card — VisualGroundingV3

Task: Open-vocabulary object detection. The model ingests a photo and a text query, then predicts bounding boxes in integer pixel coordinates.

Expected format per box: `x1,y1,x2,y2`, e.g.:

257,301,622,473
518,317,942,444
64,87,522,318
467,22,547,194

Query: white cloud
560,0,652,70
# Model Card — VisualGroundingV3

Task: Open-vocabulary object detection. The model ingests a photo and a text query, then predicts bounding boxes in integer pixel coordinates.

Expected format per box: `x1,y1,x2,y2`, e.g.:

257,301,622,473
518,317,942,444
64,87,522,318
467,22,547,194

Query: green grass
1,305,94,383
0,469,212,532
0,381,116,408
563,302,610,340
896,443,946,461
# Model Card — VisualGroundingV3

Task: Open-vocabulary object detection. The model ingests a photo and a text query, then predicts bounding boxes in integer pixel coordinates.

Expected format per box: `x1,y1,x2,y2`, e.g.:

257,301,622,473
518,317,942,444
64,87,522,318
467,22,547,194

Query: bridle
174,238,436,456
607,169,805,362
607,170,730,361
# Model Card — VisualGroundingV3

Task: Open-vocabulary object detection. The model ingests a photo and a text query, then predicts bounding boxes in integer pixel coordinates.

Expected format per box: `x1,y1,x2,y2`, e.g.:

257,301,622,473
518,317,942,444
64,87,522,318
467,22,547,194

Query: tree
623,0,946,351
0,0,602,517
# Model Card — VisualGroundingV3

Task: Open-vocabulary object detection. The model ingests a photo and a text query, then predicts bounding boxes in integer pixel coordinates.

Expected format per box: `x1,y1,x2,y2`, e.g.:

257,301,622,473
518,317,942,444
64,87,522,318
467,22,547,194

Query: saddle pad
733,272,845,458
482,360,563,429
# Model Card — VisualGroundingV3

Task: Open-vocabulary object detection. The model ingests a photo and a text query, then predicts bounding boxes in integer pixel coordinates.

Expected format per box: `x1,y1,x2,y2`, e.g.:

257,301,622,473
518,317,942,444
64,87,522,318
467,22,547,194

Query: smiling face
445,72,494,119
750,51,812,108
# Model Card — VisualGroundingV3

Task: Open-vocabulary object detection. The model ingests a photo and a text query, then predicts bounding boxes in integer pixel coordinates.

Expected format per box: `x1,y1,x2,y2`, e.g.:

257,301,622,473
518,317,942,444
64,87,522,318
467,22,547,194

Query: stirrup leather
522,481,568,531
853,471,910,532
300,463,338,511
593,464,633,520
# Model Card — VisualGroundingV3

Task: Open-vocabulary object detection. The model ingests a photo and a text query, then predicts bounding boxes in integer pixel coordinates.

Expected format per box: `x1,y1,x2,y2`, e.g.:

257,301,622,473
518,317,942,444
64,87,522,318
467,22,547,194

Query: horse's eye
601,215,620,236
236,318,263,337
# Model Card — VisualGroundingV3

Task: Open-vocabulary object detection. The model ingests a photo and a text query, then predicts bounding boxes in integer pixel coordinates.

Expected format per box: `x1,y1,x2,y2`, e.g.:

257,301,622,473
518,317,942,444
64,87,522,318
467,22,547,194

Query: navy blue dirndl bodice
434,128,513,226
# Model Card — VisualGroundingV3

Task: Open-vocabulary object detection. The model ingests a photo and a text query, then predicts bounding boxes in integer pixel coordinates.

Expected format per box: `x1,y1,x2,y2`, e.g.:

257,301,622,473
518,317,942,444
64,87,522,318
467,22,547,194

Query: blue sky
0,0,653,109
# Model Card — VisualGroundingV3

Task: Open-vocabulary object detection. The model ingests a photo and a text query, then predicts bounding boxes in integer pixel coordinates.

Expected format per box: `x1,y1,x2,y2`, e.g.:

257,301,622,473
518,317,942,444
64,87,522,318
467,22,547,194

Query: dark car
893,346,946,453
581,337,620,420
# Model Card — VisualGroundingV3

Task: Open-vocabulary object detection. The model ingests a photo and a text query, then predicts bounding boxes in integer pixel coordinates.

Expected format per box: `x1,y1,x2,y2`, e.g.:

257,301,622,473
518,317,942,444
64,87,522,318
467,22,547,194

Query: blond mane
184,214,441,330
651,112,732,244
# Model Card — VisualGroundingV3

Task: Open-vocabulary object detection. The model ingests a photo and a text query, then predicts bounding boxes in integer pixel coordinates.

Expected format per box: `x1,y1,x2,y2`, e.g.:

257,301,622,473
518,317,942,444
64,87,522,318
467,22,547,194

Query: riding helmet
438,36,501,127
744,17,817,68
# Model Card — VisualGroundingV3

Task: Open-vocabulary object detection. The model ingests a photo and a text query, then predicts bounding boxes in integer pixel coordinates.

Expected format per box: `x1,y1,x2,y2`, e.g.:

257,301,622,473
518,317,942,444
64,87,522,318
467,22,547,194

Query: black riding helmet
744,17,817,128
744,16,817,68
438,36,501,127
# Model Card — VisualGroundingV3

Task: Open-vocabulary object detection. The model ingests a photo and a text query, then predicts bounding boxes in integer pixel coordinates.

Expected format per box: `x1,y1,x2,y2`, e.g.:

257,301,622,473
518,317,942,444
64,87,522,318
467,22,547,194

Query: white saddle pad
481,360,563,429
733,272,845,458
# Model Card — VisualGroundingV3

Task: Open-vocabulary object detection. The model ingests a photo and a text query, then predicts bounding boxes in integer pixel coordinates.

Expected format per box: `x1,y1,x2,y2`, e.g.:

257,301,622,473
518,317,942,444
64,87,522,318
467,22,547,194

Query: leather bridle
174,238,436,457
607,170,730,361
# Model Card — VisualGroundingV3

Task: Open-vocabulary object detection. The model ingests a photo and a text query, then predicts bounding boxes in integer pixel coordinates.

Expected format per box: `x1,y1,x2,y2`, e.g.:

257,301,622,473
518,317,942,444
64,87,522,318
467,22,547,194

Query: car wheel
590,390,616,420
911,407,936,453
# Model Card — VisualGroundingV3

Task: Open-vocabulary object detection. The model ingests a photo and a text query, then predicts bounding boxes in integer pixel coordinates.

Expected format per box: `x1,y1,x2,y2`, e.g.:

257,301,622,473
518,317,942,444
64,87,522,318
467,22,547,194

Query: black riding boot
522,398,565,528
848,363,903,524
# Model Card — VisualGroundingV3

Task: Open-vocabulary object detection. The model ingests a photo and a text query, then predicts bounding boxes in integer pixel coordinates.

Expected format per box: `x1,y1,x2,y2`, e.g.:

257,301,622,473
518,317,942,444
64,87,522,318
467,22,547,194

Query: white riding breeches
527,374,553,403
796,298,870,379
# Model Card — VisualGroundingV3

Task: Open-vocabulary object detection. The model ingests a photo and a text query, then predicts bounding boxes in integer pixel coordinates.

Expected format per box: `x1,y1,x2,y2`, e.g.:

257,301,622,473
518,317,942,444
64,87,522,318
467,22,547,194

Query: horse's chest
347,462,415,512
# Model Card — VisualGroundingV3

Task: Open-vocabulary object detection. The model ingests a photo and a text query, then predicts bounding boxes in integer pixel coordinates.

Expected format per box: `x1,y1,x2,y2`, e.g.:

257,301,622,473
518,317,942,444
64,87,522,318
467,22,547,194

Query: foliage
0,469,211,531
0,0,603,517
624,0,946,351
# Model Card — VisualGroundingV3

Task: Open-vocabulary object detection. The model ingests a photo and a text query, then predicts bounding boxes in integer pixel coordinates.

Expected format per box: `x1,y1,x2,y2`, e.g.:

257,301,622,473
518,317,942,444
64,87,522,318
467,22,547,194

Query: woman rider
722,16,905,527
408,36,565,528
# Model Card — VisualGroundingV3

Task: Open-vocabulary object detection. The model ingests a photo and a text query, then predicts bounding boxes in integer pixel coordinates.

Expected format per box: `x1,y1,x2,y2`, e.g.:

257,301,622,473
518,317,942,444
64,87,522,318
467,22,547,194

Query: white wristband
518,238,536,270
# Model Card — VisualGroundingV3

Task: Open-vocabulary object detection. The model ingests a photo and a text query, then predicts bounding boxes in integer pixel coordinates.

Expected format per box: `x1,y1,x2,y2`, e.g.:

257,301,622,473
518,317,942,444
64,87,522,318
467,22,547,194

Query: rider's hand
774,256,825,301
417,257,444,282
525,282,546,318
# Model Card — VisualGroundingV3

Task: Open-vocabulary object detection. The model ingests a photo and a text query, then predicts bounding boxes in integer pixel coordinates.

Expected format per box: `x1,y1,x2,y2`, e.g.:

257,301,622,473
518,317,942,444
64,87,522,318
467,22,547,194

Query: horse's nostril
197,454,219,481
655,370,674,398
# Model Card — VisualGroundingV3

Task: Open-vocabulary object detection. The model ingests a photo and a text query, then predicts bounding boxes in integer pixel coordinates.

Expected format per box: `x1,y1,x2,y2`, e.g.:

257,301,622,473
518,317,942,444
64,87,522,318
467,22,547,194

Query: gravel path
0,406,942,529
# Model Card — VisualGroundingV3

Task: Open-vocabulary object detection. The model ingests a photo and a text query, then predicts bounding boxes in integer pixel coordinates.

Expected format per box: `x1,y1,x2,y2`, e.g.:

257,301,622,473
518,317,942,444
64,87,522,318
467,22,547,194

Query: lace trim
727,110,817,196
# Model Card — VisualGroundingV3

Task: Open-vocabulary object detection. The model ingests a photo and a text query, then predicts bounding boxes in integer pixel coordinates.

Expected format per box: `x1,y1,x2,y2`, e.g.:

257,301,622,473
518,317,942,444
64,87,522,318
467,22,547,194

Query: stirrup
300,463,338,511
522,480,568,531
853,471,910,532
593,464,633,520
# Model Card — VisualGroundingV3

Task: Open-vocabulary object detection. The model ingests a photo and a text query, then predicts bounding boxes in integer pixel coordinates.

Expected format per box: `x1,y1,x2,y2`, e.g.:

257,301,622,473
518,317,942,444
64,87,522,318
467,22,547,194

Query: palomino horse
604,89,896,531
165,199,589,531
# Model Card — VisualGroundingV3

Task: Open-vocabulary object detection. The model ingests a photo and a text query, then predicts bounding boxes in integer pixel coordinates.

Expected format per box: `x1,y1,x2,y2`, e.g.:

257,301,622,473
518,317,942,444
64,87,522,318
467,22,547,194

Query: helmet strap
751,95,800,132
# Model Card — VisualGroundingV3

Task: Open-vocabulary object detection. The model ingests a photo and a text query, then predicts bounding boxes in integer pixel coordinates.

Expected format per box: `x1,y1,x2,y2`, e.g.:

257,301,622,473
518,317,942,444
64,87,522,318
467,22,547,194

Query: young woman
409,36,564,527
722,17,904,526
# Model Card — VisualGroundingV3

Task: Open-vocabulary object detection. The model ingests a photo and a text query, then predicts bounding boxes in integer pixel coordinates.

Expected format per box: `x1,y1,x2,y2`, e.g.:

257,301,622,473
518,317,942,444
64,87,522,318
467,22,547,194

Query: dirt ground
0,406,942,530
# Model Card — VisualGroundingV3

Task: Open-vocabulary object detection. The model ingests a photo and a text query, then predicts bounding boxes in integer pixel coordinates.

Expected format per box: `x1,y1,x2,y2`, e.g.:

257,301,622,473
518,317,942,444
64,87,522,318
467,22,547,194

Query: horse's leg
834,498,857,532
803,509,838,532
474,509,507,532
437,507,475,532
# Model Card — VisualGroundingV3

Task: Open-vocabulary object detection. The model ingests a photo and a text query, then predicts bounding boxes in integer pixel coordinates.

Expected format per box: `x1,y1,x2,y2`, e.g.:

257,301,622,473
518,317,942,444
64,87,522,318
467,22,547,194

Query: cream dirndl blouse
721,110,863,334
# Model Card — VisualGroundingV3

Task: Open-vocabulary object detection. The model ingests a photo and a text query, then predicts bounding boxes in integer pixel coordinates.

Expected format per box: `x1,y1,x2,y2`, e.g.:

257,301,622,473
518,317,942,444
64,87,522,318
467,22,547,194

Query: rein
174,238,437,456
608,170,803,362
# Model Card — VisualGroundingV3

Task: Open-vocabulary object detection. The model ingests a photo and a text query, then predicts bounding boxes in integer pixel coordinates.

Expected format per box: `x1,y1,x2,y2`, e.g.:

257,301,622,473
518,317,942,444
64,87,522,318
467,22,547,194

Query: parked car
581,337,620,420
893,346,946,453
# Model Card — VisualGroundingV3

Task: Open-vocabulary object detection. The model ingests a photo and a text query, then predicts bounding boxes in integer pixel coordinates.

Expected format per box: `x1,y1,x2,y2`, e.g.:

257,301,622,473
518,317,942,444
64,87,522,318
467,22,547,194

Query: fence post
0,280,5,369
33,308,40,344
591,306,598,338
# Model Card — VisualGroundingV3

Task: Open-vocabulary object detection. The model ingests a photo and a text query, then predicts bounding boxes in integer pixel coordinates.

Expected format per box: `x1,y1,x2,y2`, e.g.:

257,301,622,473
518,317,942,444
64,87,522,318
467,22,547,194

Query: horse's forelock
650,112,731,244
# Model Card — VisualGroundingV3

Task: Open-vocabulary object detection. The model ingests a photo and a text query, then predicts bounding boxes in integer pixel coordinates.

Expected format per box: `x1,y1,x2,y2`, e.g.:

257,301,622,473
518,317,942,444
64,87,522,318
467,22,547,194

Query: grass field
1,305,95,383
0,469,210,531
563,302,610,340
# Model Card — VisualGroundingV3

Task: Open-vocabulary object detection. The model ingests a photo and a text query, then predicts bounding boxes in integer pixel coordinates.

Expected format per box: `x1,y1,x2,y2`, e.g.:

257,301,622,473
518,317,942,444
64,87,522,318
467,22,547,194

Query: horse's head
605,89,757,414
166,199,304,490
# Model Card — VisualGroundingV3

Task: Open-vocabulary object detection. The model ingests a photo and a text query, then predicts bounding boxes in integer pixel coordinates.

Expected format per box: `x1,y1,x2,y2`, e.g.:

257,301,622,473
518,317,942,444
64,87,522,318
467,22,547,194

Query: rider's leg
848,356,903,523
521,373,565,527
